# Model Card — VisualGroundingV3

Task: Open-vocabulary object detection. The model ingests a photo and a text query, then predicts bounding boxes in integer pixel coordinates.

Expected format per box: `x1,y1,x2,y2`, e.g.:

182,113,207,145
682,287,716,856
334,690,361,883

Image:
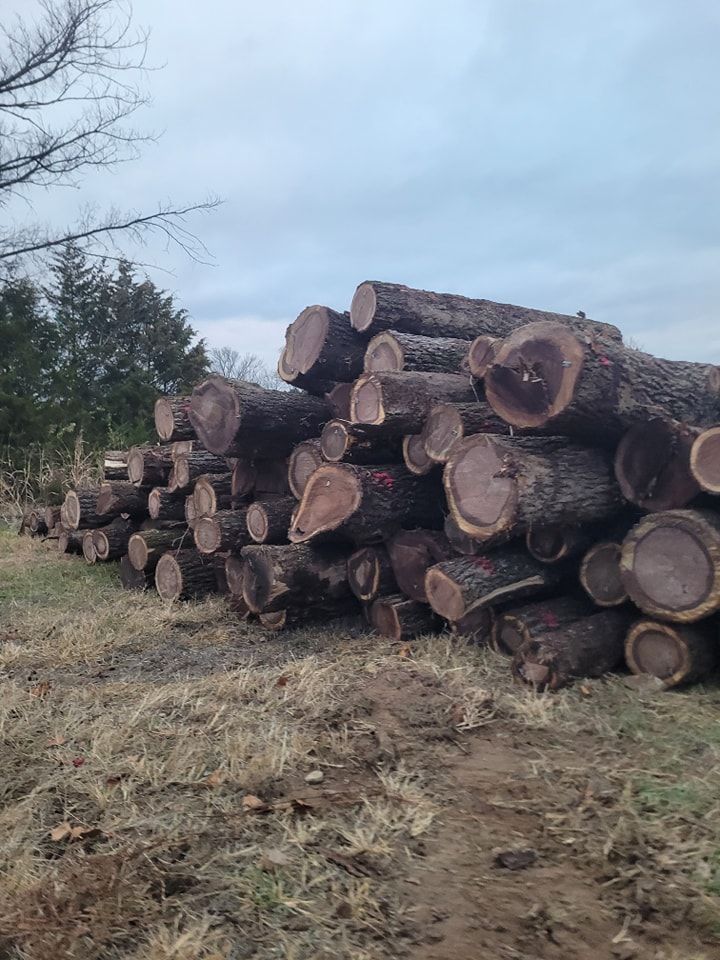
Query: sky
9,0,720,368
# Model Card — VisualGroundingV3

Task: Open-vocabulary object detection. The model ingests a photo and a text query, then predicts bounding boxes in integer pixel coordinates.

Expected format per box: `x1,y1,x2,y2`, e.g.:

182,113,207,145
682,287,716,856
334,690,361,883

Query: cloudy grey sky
12,0,720,366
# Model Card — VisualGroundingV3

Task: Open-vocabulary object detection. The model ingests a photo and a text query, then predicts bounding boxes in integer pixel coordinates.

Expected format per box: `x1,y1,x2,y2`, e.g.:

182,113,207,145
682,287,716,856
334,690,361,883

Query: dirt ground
1,531,719,960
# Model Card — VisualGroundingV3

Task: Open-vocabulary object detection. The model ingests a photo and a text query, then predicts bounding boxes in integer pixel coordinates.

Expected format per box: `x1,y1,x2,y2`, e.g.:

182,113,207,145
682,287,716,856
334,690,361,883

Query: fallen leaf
46,735,66,748
242,794,266,811
29,681,52,699
203,769,224,788
105,773,125,786
50,822,72,842
398,644,412,658
257,848,290,871
50,822,101,842
275,675,289,687
304,769,324,784
322,848,374,877
71,756,85,768
579,685,592,697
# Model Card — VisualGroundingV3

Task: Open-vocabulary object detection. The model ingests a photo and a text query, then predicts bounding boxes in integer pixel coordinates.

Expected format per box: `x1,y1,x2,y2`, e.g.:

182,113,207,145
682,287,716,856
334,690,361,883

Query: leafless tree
209,347,282,389
0,0,219,266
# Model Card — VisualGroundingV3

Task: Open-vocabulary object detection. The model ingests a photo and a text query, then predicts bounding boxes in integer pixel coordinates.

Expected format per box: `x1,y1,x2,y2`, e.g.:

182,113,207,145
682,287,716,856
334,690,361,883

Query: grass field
1,529,719,959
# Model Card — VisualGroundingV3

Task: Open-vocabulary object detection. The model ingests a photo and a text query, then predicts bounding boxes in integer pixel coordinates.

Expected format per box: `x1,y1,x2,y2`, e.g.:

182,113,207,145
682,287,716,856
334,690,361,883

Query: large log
96,481,150,520
690,426,720,494
155,549,218,601
614,418,701,512
364,331,470,374
148,487,186,522
120,555,152,590
64,487,104,530
194,509,251,554
625,620,719,689
444,435,621,544
511,608,633,690
402,434,435,476
246,497,296,544
128,527,191,572
491,595,594,657
240,543,352,613
347,545,398,602
421,401,515,464
579,541,627,607
287,440,324,499
174,451,229,490
425,547,567,621
188,376,328,458
486,321,720,442
127,445,174,487
103,450,129,481
386,530,453,602
370,595,439,641
351,371,476,435
320,420,402,465
278,305,366,392
58,528,85,555
350,281,622,341
193,473,233,517
467,335,501,380
154,395,194,442
289,464,443,544
93,518,138,561
620,510,720,623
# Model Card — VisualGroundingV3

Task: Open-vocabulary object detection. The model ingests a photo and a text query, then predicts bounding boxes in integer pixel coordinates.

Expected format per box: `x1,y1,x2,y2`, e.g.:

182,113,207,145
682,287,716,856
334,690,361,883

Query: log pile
23,279,720,689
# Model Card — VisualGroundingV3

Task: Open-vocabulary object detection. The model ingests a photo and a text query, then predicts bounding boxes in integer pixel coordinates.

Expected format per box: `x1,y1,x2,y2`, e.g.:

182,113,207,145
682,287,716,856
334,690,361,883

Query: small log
449,606,494,644
364,330,470,374
370,595,439,641
467,335,501,380
350,281,622,341
320,420,402,465
120,555,152,590
154,395,195,442
425,547,567,622
82,530,97,564
620,510,720,622
511,608,634,690
351,371,476,435
287,440,324,499
103,449,129,481
491,595,594,657
257,599,354,631
241,542,352,613
174,451,229,489
44,506,62,530
148,487,186,522
230,458,257,502
278,305,366,392
625,619,719,688
194,509,251,554
128,528,191,572
325,382,353,420
246,497,296,544
421,401,515,464
189,376,329,458
58,528,85,555
225,555,245,596
386,530,453,602
525,523,599,564
579,541,628,608
193,473,233,517
155,549,218,601
64,488,104,530
690,426,720,494
444,515,481,556
347,545,398,602
254,458,291,496
127,444,174,487
93,518,138,561
289,464,443,544
402,434,435,476
185,494,198,528
28,511,48,536
96,481,150,519
614,418,701,512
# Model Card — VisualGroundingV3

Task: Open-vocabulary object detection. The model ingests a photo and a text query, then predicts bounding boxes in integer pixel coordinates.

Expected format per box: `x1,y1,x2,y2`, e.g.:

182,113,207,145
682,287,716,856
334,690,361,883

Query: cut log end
492,618,527,657
424,567,464,622
350,282,377,332
194,516,222,554
288,441,323,499
188,376,240,455
126,448,145,485
65,491,81,530
241,550,273,612
625,621,688,685
347,547,379,601
320,420,352,461
351,374,383,425
614,419,699,511
155,553,183,601
580,542,626,606
154,397,178,442
82,531,96,564
225,555,245,596
259,610,288,630
422,404,464,463
370,600,403,640
445,435,515,537
289,465,361,543
526,525,577,563
127,533,149,571
93,531,111,561
364,332,404,372
279,305,331,382
691,427,720,493
402,434,434,475
467,335,500,379
246,502,269,543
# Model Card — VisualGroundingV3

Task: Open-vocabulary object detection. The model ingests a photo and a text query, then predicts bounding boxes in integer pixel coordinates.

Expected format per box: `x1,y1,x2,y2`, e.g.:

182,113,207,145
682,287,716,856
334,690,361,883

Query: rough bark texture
96,481,151,519
444,435,621,544
189,376,329,458
402,434,436,476
103,450,129,481
240,542,352,613
289,464,444,544
491,595,594,657
288,440,324,499
148,487,186,521
351,371,476,435
467,335,502,380
425,547,567,621
120,555,152,590
93,518,138,561
511,609,634,690
486,321,720,442
347,545,398,602
58,529,85,555
127,445,174,487
325,382,353,420
258,597,358,631
278,305,367,392
229,459,256,503
364,331,471,374
194,509,251,554
690,426,720,494
386,530,453,602
154,396,195,442
128,527,191,571
370,595,439,641
614,418,701,512
320,420,402,465
620,510,720,623
421,402,516,463
246,497,296,544
225,555,245,596
350,281,622,341
443,515,481,556
579,541,627,607
625,619,719,688
155,549,218,601
193,473,233,517
254,459,291,496
174,451,229,489
449,606,494,644
64,487,104,530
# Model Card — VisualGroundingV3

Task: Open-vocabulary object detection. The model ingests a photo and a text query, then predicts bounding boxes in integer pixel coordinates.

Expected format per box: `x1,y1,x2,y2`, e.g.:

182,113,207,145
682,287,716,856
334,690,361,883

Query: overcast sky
13,0,720,367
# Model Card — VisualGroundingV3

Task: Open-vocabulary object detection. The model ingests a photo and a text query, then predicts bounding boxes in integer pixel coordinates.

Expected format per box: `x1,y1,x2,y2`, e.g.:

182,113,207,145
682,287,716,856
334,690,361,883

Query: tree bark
525,522,601,565
224,554,246,596
620,509,720,622
278,305,367,392
193,473,233,517
96,481,151,519
467,335,502,380
579,541,628,608
347,545,398,602
64,487,104,530
511,608,634,690
491,595,594,657
486,321,720,442
320,420,402,465
154,395,195,442
194,508,251,554
230,458,257,502
127,444,175,486
370,595,439,641
325,382,353,420
625,619,719,688
690,426,720,494
58,528,85,555
155,549,218,601
289,464,443,544
614,418,701,512
351,371,476,435
350,281,622,341
82,530,97,563
287,439,324,499
258,597,358,631
128,527,191,571
103,450,129,481
443,515,481,556
93,518,138,561
449,606,494,644
240,542,352,613
444,435,621,544
148,487,187,521
402,434,436,475
425,547,567,621
254,458,291,496
189,376,329,458
246,496,296,544
386,530,453,602
185,494,198,528
120,555,153,590
173,451,229,489
421,401,518,464
364,331,470,374
28,511,48,536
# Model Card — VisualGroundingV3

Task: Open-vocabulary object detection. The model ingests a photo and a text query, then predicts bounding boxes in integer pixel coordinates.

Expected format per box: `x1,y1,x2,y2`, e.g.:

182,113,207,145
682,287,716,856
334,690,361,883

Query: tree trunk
425,547,567,621
194,508,251,554
154,395,195,442
491,595,594,657
444,435,620,544
174,451,229,489
690,426,720,494
120,555,152,590
103,449,129,481
96,481,151,519
155,549,218,601
246,496,296,544
289,464,443,544
579,541,628,607
625,619,719,688
320,420,402,465
364,331,470,374
128,527,191,571
347,545,398,602
64,487,104,530
287,439,324,499
127,444,175,487
421,401,518,463
82,530,97,563
258,597,357,631
193,473,233,517
443,515,481,556
93,518,138,561
370,595,439,641
402,434,436,475
350,281,622,341
614,418,701,512
467,335,502,380
278,305,367,392
511,608,634,690
351,371,476,435
486,321,720,442
386,530,453,602
148,487,187,521
325,382,353,420
620,510,720,622
189,376,329,458
240,542,352,613
58,528,85,555
225,554,245,596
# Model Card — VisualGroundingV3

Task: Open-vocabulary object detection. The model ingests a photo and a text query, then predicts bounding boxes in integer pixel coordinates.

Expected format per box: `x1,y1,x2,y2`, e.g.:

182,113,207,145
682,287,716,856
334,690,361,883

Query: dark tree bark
491,595,594,657
449,606,494,644
290,464,444,544
44,506,63,532
278,305,367,392
320,420,402,465
212,554,231,595
402,434,436,476
193,473,233,517
225,555,245,596
155,549,218,601
82,530,97,563
444,435,621,544
254,458,291,496
690,426,720,494
364,330,471,374
58,528,85,555
386,530,453,602
325,382,353,420
194,508,251,554
185,494,198,528
350,281,622,341
525,523,601,565
625,619,719,688
64,487,104,530
96,481,151,519
421,401,519,464
620,510,720,622
230,458,257,503
511,609,634,690
128,527,191,571
288,440,324,499
148,487,187,522
93,518,138,561
351,371,476,435
189,376,329,458
425,547,568,621
614,418,701,512
154,396,195,442
370,595,439,641
467,335,502,380
127,445,175,487
258,597,358,631
174,451,229,489
103,450,129,481
347,545,398,602
246,497,296,544
120,556,153,591
240,543,352,613
443,515,481,556
579,541,628,608
486,321,720,442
